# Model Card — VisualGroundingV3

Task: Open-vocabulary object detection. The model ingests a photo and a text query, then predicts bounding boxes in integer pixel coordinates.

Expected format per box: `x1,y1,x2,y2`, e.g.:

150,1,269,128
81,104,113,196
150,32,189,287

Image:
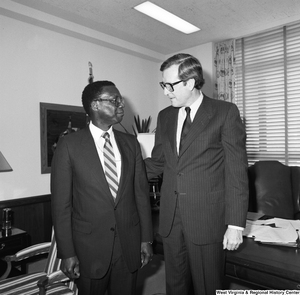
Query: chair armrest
3,242,51,263
37,270,71,295
0,242,51,280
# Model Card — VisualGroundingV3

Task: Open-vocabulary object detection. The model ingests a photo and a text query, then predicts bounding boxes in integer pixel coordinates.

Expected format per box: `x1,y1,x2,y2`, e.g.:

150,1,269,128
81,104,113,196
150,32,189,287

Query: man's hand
140,242,153,268
223,228,243,251
61,256,80,279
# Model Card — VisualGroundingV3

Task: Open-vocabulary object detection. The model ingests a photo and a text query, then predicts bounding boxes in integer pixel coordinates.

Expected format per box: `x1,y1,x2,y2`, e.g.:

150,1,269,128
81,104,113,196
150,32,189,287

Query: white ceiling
11,0,300,55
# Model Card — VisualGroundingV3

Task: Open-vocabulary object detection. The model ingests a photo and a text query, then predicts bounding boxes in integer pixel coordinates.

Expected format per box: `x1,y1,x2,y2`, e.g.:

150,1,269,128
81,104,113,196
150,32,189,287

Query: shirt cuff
228,225,244,230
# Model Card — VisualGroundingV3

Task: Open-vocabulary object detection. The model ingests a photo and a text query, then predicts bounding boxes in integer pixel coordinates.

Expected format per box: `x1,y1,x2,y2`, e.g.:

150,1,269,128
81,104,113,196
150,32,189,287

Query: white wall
0,13,161,200
0,2,215,200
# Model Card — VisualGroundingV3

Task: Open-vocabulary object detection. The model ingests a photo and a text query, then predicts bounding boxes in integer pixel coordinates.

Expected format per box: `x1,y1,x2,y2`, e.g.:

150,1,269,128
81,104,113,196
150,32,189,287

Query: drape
214,40,235,102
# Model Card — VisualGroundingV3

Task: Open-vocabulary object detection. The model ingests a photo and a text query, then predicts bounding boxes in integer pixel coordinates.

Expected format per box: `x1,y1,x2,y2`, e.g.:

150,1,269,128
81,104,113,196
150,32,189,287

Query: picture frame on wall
40,102,88,174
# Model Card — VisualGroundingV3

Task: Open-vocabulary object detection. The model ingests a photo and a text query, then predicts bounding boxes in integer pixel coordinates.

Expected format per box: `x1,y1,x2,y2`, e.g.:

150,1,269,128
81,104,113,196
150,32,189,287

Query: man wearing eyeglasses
145,54,249,294
51,81,153,295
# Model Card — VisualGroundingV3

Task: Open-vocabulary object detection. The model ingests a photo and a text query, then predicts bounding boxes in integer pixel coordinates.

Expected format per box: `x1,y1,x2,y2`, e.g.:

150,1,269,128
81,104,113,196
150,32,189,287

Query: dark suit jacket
145,95,249,245
51,127,153,279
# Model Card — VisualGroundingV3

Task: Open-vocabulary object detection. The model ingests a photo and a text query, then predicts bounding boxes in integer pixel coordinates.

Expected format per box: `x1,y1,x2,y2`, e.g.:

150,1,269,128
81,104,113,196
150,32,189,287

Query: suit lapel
114,130,131,204
179,96,214,157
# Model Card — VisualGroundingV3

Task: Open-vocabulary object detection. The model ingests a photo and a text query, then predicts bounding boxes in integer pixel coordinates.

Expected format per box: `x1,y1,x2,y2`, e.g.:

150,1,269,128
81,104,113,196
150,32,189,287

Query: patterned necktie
179,107,192,154
103,132,118,200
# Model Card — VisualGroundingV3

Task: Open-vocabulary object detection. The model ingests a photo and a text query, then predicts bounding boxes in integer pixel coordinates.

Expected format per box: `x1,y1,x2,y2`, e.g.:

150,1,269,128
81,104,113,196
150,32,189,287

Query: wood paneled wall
0,195,52,245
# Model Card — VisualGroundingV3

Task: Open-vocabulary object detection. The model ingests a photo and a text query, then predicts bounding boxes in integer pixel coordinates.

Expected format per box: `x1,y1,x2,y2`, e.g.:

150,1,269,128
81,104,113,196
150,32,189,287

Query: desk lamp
0,151,13,172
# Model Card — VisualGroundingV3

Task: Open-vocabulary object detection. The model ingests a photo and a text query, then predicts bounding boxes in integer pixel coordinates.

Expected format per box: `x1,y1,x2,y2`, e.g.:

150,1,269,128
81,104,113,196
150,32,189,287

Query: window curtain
214,40,235,103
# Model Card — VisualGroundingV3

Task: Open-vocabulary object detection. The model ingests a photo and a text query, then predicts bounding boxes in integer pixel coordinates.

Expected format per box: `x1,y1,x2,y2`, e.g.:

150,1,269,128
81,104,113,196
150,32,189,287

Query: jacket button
110,227,115,231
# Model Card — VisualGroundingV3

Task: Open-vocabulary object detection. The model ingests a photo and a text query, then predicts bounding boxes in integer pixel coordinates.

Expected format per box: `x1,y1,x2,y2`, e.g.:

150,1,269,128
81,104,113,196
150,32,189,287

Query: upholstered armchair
0,229,77,295
248,161,300,219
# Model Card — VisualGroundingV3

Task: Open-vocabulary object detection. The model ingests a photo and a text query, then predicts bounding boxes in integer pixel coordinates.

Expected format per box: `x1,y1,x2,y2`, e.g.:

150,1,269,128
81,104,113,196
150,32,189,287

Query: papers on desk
243,216,300,247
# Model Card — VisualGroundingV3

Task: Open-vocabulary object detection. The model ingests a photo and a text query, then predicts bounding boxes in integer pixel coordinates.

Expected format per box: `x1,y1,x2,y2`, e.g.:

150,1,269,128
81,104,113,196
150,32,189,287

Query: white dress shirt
176,91,203,154
89,122,122,182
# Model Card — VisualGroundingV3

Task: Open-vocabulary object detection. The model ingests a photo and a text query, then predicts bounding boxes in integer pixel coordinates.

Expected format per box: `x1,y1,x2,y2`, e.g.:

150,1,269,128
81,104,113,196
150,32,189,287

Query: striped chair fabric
0,229,77,295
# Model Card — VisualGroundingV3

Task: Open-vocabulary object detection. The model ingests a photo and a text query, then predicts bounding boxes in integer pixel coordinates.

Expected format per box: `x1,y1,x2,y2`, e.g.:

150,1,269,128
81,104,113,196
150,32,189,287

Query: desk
152,209,300,289
226,237,300,289
0,227,30,279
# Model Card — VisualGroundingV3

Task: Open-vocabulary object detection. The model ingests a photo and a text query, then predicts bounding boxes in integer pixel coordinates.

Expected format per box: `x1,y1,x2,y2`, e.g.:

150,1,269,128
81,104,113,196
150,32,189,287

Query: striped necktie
179,107,192,154
103,132,118,200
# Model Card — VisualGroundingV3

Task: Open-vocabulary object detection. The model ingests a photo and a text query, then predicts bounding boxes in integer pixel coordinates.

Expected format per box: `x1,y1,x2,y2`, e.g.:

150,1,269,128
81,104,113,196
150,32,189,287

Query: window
235,21,300,166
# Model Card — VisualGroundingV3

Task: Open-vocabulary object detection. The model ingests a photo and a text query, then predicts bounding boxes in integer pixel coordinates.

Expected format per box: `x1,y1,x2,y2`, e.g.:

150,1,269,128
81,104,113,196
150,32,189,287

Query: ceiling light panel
134,1,200,34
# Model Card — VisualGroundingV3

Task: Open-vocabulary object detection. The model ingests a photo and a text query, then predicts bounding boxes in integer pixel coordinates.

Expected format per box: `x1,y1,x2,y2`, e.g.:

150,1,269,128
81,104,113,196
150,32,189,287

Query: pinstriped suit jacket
51,127,153,279
145,95,249,245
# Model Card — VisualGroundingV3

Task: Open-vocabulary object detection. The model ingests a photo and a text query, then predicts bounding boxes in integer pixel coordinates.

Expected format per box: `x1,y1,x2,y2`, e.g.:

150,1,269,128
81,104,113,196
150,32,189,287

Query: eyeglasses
159,80,184,92
94,96,124,107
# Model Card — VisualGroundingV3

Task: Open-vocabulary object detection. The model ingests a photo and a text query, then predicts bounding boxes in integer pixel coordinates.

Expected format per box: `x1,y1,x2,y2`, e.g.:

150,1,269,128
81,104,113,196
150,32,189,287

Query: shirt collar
180,91,203,120
89,122,113,141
